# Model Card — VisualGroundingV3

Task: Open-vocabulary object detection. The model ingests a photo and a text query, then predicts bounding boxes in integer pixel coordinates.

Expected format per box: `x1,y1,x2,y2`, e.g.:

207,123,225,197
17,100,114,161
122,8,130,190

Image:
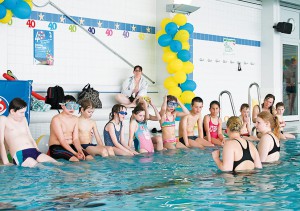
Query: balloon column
0,0,32,24
157,14,197,108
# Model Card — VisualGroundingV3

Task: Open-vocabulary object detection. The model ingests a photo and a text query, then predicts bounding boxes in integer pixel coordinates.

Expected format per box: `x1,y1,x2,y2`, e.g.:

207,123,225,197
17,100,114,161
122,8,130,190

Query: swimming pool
0,137,300,210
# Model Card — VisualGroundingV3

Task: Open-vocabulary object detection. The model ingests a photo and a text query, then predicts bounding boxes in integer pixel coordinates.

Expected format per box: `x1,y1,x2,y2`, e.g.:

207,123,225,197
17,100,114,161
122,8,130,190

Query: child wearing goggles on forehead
103,104,138,156
78,99,115,157
127,98,164,153
49,95,94,162
159,95,189,149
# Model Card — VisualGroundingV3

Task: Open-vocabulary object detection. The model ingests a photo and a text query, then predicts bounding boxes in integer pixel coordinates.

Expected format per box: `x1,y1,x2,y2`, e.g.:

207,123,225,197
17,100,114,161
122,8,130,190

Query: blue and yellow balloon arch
157,14,196,109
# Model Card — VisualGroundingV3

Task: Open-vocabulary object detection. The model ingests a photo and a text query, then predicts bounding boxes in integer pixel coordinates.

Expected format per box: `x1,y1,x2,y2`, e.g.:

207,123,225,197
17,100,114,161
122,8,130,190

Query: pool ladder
248,82,261,135
248,82,261,123
218,90,236,118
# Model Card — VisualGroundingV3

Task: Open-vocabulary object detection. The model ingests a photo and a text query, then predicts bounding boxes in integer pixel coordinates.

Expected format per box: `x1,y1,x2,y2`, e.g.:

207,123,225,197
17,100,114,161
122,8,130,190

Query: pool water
0,138,300,210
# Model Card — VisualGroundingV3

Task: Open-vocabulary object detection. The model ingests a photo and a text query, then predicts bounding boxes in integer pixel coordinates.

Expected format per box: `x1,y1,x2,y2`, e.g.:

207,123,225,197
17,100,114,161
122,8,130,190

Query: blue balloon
175,107,183,121
180,80,197,91
158,34,172,47
0,5,7,19
184,103,192,110
12,1,31,19
165,22,178,36
2,0,18,10
170,40,182,53
179,23,194,35
177,50,191,62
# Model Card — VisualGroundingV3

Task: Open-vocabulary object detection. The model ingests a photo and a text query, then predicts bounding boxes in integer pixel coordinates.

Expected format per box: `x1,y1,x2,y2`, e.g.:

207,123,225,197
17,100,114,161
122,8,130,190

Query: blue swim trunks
81,143,97,149
13,148,42,166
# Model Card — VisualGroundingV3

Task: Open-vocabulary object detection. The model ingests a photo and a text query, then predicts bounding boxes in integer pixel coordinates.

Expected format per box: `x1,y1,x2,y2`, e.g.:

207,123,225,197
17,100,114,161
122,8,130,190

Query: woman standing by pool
159,95,189,149
212,116,262,171
256,111,281,163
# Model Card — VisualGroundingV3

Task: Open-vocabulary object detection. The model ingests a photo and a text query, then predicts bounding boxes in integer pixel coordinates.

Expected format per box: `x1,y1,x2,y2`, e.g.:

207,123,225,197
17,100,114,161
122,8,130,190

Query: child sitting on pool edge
0,98,57,167
203,100,225,146
275,102,295,140
103,104,138,156
48,95,94,162
78,99,115,157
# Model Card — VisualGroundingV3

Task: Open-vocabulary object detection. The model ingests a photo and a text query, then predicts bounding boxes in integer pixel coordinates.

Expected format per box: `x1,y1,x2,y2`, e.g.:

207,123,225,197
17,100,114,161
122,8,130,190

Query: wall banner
223,38,236,55
33,29,54,65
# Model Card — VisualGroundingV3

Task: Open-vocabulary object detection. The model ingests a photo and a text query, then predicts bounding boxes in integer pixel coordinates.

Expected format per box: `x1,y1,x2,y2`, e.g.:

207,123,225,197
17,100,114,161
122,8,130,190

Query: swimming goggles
60,102,80,110
118,111,127,115
167,101,178,107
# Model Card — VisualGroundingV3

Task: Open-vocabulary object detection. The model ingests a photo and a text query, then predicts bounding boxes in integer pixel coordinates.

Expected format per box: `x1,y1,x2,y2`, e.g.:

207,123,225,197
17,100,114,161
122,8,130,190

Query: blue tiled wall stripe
30,11,261,47
30,11,155,34
193,32,260,47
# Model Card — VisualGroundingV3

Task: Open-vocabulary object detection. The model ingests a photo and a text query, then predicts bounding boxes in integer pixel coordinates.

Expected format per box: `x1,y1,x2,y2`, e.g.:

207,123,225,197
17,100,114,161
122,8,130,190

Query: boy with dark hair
49,95,94,161
0,98,56,167
239,103,259,141
276,102,295,140
179,97,214,148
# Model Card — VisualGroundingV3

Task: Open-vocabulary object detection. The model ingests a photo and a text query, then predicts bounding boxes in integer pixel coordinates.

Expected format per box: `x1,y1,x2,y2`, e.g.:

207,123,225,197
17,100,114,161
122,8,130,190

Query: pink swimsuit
209,116,219,139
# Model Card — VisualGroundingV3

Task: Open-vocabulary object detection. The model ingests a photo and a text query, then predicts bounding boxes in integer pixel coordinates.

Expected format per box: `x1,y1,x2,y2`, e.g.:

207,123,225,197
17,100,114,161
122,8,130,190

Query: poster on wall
33,29,54,65
223,38,236,55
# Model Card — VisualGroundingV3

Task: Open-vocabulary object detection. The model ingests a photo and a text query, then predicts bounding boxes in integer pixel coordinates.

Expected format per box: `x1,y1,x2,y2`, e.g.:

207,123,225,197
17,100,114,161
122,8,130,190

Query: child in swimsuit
49,95,94,162
256,111,281,163
103,104,138,156
203,100,225,146
135,98,164,151
78,99,115,157
239,103,259,141
0,98,57,167
275,102,295,140
159,95,189,149
128,104,155,153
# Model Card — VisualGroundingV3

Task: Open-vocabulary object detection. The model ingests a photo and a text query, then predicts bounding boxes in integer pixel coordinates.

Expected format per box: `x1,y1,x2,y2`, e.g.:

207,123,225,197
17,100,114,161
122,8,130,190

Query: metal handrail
32,0,155,84
218,90,236,117
248,82,261,122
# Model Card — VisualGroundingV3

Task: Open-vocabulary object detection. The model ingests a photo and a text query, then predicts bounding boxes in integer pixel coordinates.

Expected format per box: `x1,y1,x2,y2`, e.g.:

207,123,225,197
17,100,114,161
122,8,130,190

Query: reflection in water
50,178,191,208
0,202,16,210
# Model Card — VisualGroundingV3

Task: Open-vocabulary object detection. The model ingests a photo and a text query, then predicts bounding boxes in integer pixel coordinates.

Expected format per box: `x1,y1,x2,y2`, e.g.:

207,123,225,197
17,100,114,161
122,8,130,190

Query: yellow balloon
173,71,187,84
182,61,194,74
161,18,172,29
172,14,187,26
174,30,190,42
156,30,165,40
167,59,183,73
162,51,177,63
181,91,195,104
0,10,12,24
168,86,182,98
181,41,190,50
162,46,171,52
164,77,178,89
24,0,33,8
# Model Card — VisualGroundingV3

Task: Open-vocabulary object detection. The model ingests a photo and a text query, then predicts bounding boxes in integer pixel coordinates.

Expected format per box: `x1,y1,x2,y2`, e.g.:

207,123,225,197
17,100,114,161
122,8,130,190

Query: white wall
1,0,157,89
2,0,300,120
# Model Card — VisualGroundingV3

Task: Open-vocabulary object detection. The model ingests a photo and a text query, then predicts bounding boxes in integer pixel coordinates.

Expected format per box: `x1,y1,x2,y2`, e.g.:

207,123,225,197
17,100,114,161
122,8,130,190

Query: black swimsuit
267,134,280,155
233,139,254,171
